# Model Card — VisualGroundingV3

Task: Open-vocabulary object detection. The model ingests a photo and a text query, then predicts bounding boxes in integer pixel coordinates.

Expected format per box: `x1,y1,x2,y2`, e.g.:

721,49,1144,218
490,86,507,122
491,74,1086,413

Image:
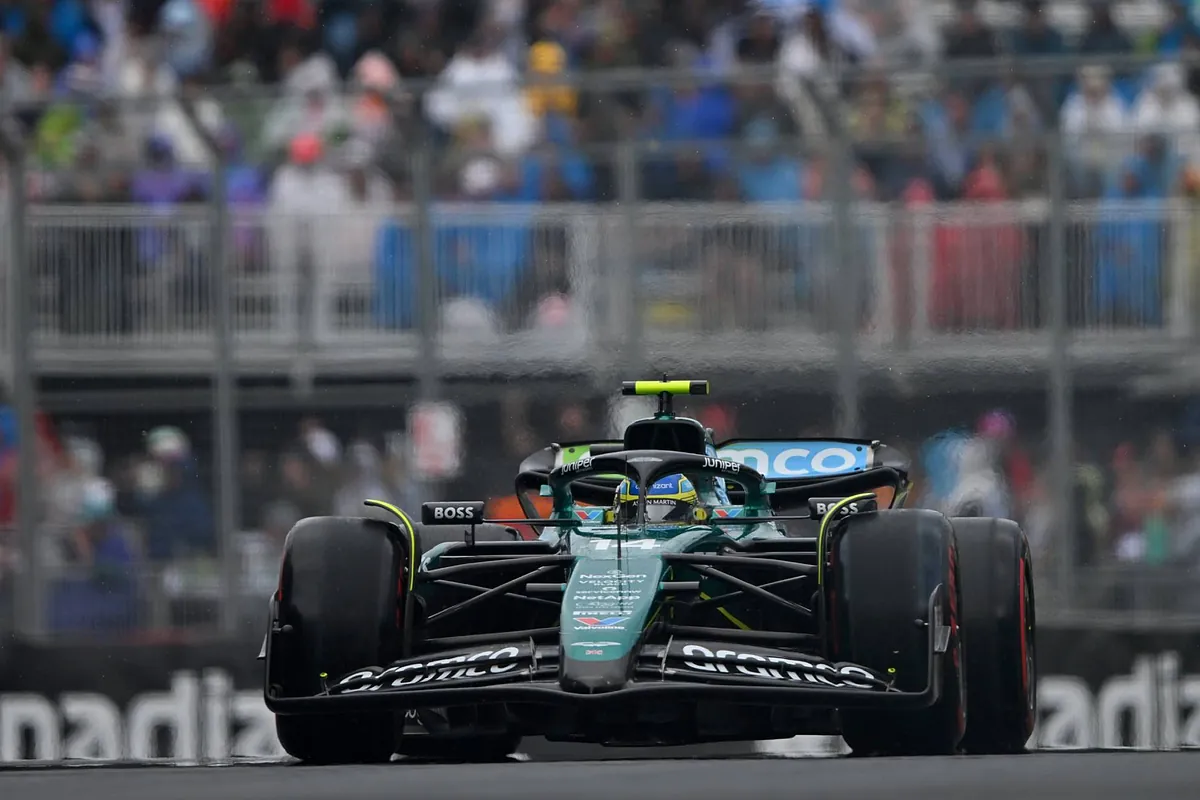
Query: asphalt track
2,752,1197,800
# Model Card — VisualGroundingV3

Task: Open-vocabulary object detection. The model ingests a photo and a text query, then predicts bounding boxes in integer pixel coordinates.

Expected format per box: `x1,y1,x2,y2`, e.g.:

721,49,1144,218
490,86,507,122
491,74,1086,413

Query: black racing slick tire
271,516,408,764
953,517,1037,754
831,509,967,756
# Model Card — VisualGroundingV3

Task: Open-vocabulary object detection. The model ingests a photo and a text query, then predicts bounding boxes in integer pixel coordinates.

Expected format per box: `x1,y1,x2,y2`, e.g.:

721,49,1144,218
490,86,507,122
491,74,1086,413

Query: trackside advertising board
0,638,751,762
0,626,1198,762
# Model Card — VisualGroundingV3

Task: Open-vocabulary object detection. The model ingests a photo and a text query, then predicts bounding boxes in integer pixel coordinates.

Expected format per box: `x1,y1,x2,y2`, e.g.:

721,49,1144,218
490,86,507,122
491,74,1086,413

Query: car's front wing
267,591,945,716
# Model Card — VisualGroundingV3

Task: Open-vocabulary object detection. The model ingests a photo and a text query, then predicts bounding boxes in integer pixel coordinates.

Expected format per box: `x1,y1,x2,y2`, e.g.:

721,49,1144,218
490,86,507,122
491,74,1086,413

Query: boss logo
435,506,474,520
421,501,485,525
702,457,740,474
808,497,877,520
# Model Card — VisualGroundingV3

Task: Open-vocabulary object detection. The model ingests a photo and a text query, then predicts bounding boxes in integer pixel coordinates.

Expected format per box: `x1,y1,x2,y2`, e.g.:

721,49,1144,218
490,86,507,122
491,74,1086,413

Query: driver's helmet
614,474,698,524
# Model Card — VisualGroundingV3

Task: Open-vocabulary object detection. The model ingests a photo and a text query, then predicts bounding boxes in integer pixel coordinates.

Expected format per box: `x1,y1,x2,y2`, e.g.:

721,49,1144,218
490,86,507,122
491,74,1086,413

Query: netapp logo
0,670,283,762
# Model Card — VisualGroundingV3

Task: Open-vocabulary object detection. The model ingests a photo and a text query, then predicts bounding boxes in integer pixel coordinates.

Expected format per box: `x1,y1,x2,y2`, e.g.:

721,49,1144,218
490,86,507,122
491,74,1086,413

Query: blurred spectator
1080,3,1134,57
1079,1,1136,100
525,39,575,119
425,23,536,157
159,0,214,80
979,409,1036,513
781,6,851,79
1061,64,1131,198
324,139,393,316
1008,1,1067,118
348,49,406,162
941,0,998,98
918,86,977,199
260,32,346,159
737,10,781,65
1131,63,1200,168
48,477,138,633
1153,0,1200,54
268,132,351,300
973,62,1044,143
871,0,941,66
931,158,1023,330
9,1,69,69
59,29,104,96
45,436,102,534
733,116,802,202
848,67,910,143
134,426,215,562
944,435,1013,519
1093,145,1170,326
1009,0,1065,58
1112,441,1154,561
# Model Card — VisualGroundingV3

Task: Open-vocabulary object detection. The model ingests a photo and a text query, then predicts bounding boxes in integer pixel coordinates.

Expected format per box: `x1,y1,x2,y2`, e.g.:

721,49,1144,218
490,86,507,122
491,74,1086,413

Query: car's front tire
830,509,967,756
270,516,409,764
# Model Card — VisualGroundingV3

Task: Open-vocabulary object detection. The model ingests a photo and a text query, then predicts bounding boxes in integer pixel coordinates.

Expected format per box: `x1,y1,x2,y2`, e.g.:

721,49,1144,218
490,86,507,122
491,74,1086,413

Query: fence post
616,139,643,375
805,79,861,437
179,99,239,637
0,116,42,639
413,126,437,388
411,121,443,499
1046,132,1075,606
830,134,861,437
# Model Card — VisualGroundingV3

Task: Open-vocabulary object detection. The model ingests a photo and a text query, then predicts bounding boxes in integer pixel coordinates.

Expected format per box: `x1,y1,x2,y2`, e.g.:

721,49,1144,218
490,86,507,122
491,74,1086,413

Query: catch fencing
0,59,1198,646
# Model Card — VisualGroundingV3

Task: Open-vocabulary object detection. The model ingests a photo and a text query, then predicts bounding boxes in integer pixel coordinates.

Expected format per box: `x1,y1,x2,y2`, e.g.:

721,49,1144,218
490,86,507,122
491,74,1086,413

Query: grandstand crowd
0,0,1198,204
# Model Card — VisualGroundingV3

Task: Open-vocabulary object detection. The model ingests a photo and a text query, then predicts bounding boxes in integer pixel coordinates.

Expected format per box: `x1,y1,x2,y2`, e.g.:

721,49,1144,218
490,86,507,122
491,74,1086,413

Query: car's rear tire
270,516,408,764
953,517,1036,754
831,509,967,756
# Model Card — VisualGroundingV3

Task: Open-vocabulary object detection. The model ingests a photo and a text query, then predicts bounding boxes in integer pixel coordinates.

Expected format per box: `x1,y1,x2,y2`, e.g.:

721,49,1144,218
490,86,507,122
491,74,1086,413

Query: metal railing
2,196,1195,376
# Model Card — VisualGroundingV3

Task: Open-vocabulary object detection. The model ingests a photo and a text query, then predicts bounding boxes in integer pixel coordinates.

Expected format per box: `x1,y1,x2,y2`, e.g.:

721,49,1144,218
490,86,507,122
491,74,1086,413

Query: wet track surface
2,752,1197,800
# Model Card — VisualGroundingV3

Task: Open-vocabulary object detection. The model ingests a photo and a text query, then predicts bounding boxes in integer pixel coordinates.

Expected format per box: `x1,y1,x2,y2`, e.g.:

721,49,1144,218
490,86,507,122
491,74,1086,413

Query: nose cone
558,557,665,694
560,661,630,694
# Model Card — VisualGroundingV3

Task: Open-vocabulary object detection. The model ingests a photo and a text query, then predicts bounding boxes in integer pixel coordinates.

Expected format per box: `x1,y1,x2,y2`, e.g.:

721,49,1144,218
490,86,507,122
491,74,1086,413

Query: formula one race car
260,380,1036,763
